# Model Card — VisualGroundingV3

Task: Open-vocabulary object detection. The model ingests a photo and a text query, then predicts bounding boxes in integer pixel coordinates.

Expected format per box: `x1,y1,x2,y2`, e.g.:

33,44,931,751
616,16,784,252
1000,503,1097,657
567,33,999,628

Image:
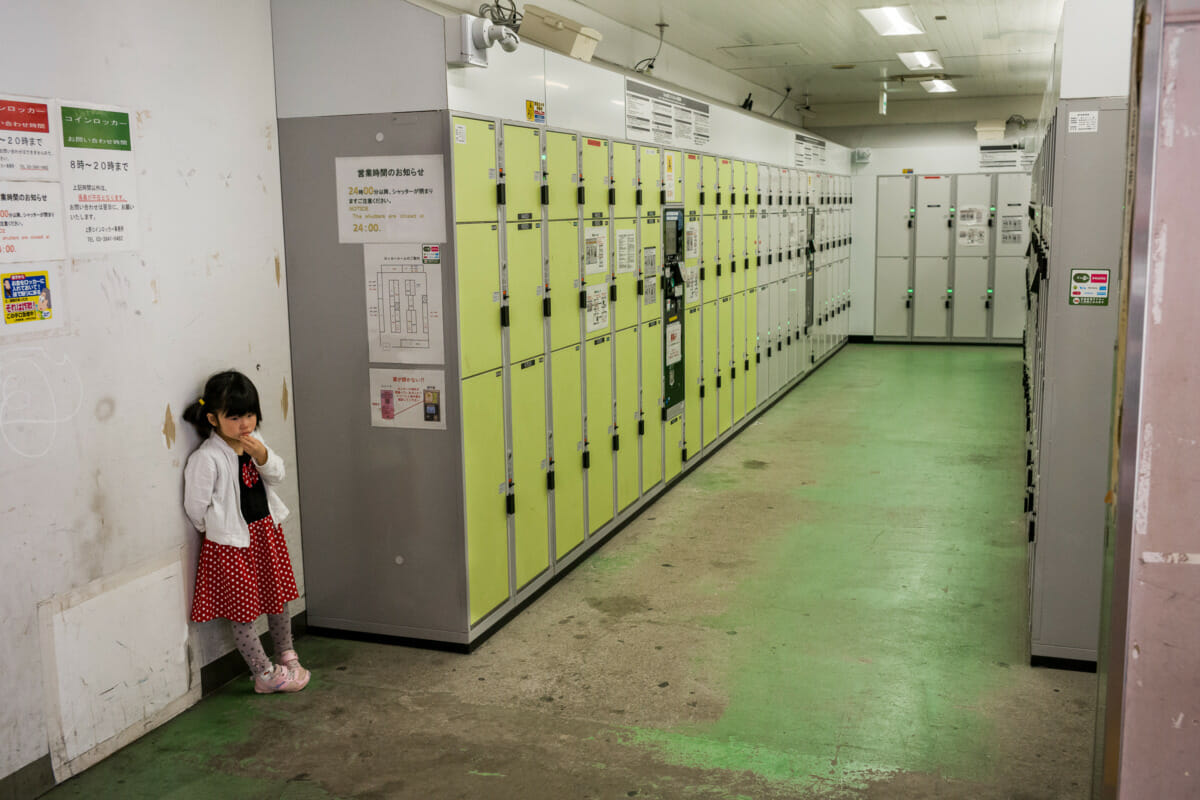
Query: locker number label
1069,269,1109,306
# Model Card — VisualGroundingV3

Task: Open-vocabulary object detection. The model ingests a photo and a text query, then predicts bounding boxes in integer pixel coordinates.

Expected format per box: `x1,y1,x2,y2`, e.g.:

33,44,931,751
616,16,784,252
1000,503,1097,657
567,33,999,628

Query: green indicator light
908,288,914,294
909,208,915,213
990,206,996,211
950,207,956,212
988,289,994,294
947,289,953,294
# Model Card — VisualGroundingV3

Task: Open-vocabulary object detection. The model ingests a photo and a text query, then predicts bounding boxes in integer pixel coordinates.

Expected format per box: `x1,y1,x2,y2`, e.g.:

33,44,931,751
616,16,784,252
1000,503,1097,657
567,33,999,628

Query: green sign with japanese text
61,106,131,151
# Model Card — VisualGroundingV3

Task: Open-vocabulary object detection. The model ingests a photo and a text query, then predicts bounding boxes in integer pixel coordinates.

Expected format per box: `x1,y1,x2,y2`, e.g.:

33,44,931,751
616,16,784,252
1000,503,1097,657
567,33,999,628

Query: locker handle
757,193,762,205
786,335,791,345
905,298,911,309
579,290,587,309
717,375,722,389
700,384,706,398
541,185,549,205
608,187,616,206
988,217,994,227
985,298,992,309
757,256,762,267
497,183,507,206
637,278,644,296
745,193,750,205
767,195,772,206
636,188,643,206
744,358,749,371
730,261,736,273
730,366,736,380
744,258,750,270
776,342,782,352
544,296,552,317
583,450,591,469
767,347,772,358
681,447,688,462
767,254,772,265
612,433,619,452
731,192,736,206
788,196,793,206
700,266,706,280
1028,519,1036,543
947,219,953,228
716,192,722,205
700,190,706,206
661,406,667,421
944,299,950,309
660,189,667,205
506,493,515,515
716,263,722,277
547,470,555,491
578,185,586,205
638,419,645,436
907,219,913,228
756,353,760,364
610,284,617,302
500,305,510,327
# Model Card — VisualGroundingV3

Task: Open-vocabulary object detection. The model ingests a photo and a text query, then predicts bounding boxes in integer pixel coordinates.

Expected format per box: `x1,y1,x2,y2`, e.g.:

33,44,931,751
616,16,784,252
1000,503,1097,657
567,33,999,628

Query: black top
238,452,271,525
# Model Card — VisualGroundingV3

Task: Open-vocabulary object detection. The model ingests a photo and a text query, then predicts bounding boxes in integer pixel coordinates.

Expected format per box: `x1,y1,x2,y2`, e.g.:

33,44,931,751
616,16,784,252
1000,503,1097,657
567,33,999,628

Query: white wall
1,0,295,785
818,123,1028,336
1059,0,1135,99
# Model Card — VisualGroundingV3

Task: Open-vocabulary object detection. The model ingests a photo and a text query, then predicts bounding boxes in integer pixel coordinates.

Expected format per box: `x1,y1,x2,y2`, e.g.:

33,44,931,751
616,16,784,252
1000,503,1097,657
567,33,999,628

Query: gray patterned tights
231,611,294,676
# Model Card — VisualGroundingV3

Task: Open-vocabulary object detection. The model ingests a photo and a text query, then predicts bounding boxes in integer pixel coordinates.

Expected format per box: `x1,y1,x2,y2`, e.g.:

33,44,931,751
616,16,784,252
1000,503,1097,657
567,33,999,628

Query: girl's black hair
182,370,264,438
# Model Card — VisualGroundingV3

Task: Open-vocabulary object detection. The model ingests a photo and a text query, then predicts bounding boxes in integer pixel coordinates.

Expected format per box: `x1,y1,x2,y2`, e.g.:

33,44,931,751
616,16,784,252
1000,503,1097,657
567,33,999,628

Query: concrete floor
45,344,1097,799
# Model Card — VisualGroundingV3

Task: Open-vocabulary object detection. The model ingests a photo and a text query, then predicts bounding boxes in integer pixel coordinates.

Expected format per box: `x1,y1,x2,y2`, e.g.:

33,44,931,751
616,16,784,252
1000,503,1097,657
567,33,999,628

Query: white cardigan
183,431,290,547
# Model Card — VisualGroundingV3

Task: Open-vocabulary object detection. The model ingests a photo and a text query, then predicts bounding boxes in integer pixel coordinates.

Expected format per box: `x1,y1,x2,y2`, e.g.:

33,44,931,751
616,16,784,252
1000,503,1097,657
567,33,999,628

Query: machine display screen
664,209,683,259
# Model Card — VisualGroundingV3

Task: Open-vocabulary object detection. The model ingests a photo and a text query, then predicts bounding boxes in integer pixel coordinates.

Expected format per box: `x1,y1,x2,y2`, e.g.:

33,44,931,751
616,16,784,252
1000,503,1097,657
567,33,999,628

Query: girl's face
207,410,258,443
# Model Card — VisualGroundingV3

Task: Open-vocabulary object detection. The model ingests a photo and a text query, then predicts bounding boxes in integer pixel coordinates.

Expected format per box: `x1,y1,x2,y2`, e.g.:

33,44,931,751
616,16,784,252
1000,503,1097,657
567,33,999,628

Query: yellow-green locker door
640,318,663,492
551,345,585,559
456,223,502,376
586,334,614,532
748,212,760,289
717,296,732,434
612,141,637,219
453,117,498,224
684,212,701,309
731,294,746,424
663,149,684,205
702,301,718,446
731,160,745,208
701,155,717,209
546,131,578,221
718,212,733,298
614,327,639,511
702,215,718,303
547,221,581,351
665,416,683,479
502,124,542,222
748,163,760,210
640,146,661,218
684,305,702,459
511,356,549,590
747,288,758,412
732,212,746,294
684,152,701,213
506,221,544,363
718,157,732,211
580,136,609,220
612,219,638,331
462,369,508,625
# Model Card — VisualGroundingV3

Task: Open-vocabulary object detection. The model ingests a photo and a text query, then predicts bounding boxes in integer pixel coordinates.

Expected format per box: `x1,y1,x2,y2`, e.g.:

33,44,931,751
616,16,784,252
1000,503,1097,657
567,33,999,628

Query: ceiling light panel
897,50,943,70
921,79,957,93
858,6,926,37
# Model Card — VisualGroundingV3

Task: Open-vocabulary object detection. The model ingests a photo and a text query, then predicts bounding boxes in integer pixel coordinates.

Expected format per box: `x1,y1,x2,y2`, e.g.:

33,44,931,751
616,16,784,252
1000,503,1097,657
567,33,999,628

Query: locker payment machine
663,205,686,419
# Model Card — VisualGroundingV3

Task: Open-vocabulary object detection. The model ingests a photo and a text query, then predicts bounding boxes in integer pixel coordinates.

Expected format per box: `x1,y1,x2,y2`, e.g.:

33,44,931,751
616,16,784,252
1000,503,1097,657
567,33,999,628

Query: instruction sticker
615,229,637,274
525,100,545,125
0,96,59,180
584,225,608,275
1069,269,1109,306
335,154,446,244
2,269,52,324
683,266,700,304
585,284,609,332
369,368,447,430
0,181,65,263
1068,111,1099,134
363,243,445,365
684,220,699,260
665,321,682,366
663,154,677,202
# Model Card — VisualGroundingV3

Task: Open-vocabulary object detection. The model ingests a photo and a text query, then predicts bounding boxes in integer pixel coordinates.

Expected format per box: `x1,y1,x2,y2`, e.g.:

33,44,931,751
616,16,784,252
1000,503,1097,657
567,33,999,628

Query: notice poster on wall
683,266,700,304
624,79,710,149
642,247,658,307
794,133,827,169
0,96,59,180
363,243,445,365
684,220,699,260
2,266,64,335
335,155,446,244
60,103,140,253
583,224,608,275
585,283,609,333
615,229,637,274
369,368,447,430
0,181,65,263
665,320,682,366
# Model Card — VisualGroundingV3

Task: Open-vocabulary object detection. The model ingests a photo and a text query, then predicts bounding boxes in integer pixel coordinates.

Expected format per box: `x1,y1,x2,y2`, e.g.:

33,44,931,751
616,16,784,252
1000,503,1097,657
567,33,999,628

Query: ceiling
573,0,1065,123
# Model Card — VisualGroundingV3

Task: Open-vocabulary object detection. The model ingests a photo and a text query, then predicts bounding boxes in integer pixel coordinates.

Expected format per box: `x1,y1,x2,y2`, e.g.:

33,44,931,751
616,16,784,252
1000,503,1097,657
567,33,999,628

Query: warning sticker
1069,269,1110,306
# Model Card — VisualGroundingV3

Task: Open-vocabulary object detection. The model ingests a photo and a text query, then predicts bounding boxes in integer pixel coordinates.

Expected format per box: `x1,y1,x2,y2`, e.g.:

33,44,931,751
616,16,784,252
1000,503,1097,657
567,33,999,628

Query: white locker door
787,275,801,379
914,257,949,338
797,268,809,370
876,257,909,338
916,175,952,257
757,284,771,401
769,282,784,394
789,212,802,274
953,257,989,339
992,257,1027,340
877,175,913,257
766,214,780,284
995,172,1031,258
952,174,992,340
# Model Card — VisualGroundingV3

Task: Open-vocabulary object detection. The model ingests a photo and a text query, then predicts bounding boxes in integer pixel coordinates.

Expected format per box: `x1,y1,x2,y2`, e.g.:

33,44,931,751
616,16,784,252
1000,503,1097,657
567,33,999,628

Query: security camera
472,16,520,53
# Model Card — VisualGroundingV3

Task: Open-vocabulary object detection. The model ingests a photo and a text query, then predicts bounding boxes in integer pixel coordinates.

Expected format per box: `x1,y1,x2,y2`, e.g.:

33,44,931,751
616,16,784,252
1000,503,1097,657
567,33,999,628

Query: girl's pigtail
181,397,213,438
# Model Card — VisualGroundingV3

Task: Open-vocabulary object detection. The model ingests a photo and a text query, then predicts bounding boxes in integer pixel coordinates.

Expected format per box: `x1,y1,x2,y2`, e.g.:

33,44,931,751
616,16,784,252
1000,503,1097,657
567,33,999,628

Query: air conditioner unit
852,148,872,164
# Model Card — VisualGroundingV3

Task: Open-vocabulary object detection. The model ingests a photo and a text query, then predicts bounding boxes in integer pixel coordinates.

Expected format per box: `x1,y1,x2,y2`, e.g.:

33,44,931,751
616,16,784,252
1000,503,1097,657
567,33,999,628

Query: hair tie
198,398,205,406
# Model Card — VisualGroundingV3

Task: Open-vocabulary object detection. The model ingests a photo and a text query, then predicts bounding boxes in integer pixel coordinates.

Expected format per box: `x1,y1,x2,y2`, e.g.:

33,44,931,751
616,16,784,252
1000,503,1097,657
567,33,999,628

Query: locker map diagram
363,244,445,365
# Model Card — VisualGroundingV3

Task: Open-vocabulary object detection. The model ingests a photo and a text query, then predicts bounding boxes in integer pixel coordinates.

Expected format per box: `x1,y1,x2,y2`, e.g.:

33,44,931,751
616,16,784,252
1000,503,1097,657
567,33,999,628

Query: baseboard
1030,655,1098,673
199,610,308,695
867,337,1022,347
848,335,872,343
0,754,54,800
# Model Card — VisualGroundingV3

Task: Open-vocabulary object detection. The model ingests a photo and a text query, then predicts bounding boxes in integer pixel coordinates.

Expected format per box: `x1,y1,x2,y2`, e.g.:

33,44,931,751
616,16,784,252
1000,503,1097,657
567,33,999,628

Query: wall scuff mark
275,254,281,286
281,379,289,420
162,405,176,449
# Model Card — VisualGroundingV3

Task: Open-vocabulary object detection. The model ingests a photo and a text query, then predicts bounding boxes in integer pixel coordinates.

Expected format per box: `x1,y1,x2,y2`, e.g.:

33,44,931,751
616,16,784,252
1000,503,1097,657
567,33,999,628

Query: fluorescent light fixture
546,80,570,89
897,50,942,70
859,6,925,36
921,79,956,93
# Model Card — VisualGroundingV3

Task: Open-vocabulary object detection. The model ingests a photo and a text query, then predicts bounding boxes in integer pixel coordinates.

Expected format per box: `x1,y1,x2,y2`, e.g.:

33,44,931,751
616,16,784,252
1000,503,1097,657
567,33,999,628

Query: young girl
182,370,309,693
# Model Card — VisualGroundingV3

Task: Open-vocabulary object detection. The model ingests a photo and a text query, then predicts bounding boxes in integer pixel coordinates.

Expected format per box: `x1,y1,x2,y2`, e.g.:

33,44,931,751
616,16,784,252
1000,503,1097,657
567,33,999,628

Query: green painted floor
43,345,1096,799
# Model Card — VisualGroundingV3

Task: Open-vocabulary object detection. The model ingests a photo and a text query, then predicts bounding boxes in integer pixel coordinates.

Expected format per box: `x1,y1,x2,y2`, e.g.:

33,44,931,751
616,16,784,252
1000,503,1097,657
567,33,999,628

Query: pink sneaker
254,664,310,694
278,649,304,671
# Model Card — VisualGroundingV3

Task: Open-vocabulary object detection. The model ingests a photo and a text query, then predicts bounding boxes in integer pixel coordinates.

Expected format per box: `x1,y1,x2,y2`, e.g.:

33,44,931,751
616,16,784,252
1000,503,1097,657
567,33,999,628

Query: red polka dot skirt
191,518,300,624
